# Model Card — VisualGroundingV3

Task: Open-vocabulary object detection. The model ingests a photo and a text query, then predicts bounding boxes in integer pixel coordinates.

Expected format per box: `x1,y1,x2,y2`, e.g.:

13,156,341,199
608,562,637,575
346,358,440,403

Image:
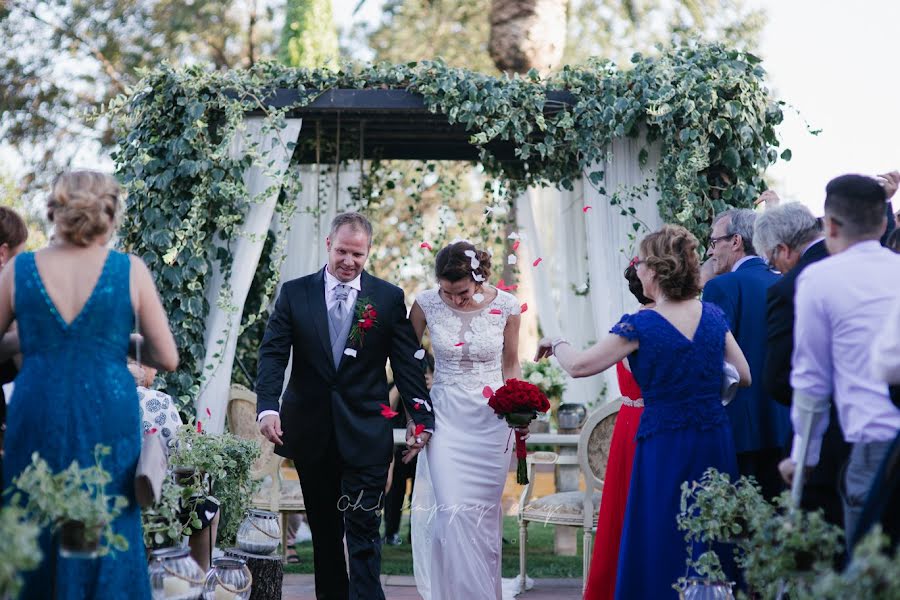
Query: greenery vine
113,42,787,409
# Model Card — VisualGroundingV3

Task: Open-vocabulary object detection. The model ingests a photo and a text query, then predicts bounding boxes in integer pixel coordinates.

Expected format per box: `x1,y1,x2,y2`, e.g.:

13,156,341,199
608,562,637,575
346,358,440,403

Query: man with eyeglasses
703,207,788,500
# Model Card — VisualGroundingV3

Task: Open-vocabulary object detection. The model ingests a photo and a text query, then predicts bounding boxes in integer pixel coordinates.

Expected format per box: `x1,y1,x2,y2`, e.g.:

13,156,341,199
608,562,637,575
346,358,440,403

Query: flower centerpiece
487,379,551,484
522,359,568,432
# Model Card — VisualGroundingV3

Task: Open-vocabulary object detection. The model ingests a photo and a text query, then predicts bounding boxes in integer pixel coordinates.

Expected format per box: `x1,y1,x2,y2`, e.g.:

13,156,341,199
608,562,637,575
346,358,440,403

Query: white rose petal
414,349,426,360
464,250,476,258
472,272,486,282
473,293,485,303
344,348,357,358
470,257,480,269
508,255,518,265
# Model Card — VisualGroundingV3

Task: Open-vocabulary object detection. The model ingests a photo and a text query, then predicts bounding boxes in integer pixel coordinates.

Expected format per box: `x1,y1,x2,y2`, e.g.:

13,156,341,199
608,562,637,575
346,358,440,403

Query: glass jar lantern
679,578,735,600
235,509,281,555
202,557,252,600
148,547,205,600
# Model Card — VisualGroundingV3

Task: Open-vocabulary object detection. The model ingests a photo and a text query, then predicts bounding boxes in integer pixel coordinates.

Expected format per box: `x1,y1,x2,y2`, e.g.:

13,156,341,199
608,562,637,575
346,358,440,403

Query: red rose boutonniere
349,297,378,347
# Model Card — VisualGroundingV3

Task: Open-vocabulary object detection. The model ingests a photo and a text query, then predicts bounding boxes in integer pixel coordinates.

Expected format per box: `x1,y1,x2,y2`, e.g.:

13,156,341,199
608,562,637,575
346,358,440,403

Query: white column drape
196,117,303,433
583,134,663,398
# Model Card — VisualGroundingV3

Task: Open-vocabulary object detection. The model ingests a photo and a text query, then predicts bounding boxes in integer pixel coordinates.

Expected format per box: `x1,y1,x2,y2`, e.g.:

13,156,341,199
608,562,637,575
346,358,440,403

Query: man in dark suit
754,201,849,528
704,207,789,500
256,212,434,600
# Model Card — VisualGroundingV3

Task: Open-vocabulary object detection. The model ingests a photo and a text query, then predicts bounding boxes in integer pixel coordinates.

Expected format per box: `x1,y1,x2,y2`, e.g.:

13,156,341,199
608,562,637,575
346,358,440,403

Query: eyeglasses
708,234,737,249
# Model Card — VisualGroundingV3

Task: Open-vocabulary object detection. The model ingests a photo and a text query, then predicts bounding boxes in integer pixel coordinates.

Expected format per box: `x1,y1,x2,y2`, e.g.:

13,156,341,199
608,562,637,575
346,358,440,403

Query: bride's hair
435,241,492,283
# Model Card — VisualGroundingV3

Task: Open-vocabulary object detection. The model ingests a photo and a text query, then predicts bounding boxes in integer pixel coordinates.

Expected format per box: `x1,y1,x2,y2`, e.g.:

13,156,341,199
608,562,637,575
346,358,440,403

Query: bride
404,240,524,599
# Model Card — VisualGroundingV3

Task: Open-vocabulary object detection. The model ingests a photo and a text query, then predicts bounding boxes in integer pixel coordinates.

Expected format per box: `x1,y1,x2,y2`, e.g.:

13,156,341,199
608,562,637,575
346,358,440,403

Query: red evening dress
583,361,644,600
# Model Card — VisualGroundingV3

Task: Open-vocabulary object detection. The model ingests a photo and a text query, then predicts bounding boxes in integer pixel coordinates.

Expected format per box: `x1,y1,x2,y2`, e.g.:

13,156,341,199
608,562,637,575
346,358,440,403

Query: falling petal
533,257,543,267
472,272,486,282
497,279,519,292
197,421,202,432
380,403,399,419
482,386,494,399
521,303,528,313
583,206,592,213
205,407,211,417
414,349,426,360
508,255,518,265
149,428,158,434
414,398,432,412
414,424,426,436
508,232,520,240
420,241,433,251
454,342,465,347
513,240,520,252
414,402,421,410
489,308,503,315
464,249,476,258
473,293,485,303
470,257,480,269
344,348,358,358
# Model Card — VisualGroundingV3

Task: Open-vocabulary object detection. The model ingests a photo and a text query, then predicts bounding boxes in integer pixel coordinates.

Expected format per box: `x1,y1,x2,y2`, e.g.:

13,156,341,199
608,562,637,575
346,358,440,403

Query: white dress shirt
258,267,362,423
731,255,757,272
873,295,900,384
790,240,900,465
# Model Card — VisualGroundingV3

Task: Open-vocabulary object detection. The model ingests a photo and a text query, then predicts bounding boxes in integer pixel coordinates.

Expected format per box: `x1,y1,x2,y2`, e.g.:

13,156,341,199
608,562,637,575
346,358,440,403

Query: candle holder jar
203,557,252,600
235,509,281,555
148,547,205,600
679,578,735,600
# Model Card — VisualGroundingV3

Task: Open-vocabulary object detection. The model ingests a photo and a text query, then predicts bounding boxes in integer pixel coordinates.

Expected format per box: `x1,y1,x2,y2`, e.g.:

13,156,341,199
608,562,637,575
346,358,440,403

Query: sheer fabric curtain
195,117,303,432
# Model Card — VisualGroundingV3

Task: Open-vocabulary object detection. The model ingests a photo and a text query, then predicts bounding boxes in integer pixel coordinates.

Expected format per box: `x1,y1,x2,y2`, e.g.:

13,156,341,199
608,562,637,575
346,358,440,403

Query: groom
256,212,434,600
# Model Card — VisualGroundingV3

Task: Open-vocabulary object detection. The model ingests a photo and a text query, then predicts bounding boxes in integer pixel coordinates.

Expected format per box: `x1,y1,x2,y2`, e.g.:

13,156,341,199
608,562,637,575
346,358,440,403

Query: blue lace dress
3,251,151,599
612,303,738,600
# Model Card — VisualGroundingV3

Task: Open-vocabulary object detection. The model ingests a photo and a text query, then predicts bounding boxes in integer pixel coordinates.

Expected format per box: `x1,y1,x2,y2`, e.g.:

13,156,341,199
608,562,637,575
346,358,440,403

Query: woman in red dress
584,262,652,600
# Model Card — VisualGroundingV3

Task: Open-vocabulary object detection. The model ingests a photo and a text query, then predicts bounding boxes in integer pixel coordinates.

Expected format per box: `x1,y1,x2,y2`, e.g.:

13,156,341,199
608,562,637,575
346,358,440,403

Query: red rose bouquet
487,379,551,484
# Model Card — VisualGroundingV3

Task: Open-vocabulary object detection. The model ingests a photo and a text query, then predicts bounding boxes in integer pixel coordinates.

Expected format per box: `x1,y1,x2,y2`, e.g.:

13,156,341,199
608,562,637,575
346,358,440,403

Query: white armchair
517,398,623,592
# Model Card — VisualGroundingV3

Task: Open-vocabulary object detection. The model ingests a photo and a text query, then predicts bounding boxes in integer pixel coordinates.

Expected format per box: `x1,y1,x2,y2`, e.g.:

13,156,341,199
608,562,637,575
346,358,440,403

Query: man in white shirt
784,174,900,546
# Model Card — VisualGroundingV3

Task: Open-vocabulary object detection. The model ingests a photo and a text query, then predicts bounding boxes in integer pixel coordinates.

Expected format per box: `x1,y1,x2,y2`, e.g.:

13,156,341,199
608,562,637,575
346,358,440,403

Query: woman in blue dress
0,171,179,599
536,224,750,599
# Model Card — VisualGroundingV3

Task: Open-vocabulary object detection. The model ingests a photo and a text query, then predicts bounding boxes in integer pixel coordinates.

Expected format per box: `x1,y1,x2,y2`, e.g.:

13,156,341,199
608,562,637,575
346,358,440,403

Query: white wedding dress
412,287,521,600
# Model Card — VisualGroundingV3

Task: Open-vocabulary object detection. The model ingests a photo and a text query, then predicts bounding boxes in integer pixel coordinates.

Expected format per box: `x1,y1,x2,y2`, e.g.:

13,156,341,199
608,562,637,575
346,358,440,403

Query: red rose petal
420,242,433,251
489,308,502,315
513,240,520,251
414,424,426,436
583,206,592,213
520,303,528,313
454,342,465,347
497,279,519,292
205,407,211,417
482,385,493,398
380,403,399,419
149,428,158,434
414,402,421,410
196,421,202,432
532,257,543,267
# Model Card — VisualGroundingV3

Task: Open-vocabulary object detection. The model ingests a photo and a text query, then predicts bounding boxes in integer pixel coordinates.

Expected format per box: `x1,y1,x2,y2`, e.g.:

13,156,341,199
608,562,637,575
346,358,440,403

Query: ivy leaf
780,149,792,161
722,147,741,170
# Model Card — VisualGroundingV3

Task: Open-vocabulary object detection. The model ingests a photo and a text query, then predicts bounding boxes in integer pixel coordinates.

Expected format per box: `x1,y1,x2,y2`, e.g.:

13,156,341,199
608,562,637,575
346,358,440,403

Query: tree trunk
488,0,567,75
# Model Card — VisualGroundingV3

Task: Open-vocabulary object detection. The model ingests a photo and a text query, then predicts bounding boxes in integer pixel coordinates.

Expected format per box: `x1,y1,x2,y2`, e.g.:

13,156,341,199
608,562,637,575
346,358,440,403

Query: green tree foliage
280,0,340,68
0,0,279,195
0,172,48,250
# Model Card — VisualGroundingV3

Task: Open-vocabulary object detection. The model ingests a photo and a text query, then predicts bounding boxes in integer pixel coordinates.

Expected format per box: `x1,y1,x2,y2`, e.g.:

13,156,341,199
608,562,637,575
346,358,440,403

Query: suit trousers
296,436,390,600
842,440,893,550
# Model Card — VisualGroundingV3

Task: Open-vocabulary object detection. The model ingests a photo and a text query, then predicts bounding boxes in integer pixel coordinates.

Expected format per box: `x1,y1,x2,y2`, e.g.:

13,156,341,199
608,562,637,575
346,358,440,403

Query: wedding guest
0,170,178,599
782,174,900,547
754,202,849,529
583,261,651,600
537,225,751,600
875,171,898,246
698,259,717,289
0,206,28,483
382,352,434,546
704,207,788,499
885,228,900,252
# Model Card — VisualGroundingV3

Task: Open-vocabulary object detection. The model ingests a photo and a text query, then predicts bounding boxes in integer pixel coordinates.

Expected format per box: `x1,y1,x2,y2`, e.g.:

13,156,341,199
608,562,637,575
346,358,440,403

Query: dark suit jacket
255,269,433,468
764,239,830,406
703,256,789,453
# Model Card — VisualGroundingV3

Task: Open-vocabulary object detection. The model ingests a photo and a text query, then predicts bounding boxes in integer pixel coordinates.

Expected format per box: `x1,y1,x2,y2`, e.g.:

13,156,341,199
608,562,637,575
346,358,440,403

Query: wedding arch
111,43,789,432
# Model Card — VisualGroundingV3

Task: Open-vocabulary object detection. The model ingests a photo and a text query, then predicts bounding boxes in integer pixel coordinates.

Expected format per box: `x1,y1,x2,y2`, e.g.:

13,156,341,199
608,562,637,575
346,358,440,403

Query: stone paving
282,574,582,599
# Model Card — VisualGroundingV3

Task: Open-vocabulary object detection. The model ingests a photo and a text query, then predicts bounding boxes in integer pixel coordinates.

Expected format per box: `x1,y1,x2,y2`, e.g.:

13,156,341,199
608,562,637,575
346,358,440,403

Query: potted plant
0,506,41,600
676,468,772,598
738,492,842,598
6,445,129,558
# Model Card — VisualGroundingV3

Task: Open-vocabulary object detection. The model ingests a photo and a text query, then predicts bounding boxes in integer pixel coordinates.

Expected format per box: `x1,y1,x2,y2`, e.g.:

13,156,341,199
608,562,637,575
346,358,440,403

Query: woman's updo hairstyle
623,263,652,305
639,225,701,301
434,241,492,284
47,170,122,247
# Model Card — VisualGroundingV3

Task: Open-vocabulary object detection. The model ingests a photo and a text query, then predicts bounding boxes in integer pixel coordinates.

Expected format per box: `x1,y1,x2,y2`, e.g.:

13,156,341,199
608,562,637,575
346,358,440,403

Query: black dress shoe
384,533,403,546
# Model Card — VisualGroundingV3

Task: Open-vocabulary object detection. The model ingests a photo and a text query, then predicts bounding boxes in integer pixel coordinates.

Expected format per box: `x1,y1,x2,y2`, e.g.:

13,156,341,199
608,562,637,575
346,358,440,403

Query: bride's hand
402,430,431,464
514,426,531,441
534,337,554,361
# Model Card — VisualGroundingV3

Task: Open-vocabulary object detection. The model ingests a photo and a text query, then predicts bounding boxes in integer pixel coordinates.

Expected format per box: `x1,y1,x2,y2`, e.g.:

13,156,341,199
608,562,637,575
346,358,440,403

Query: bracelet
551,338,570,354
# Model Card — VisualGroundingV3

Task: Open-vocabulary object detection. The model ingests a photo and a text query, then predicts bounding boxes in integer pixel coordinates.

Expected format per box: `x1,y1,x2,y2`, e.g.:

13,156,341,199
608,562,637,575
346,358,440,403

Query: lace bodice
610,302,731,439
416,287,520,389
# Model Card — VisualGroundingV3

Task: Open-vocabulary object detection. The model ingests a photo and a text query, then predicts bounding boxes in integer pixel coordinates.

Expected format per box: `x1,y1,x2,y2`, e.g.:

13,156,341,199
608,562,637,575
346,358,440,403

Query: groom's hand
259,414,284,446
401,430,431,464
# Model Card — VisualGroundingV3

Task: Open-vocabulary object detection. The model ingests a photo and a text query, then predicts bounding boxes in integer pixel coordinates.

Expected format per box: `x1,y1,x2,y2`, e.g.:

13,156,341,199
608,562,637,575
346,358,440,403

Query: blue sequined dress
612,303,739,600
3,250,151,599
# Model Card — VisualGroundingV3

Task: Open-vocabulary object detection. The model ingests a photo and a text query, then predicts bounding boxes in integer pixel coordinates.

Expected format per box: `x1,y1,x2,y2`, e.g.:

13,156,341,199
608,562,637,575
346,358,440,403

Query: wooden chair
226,384,306,558
517,398,622,593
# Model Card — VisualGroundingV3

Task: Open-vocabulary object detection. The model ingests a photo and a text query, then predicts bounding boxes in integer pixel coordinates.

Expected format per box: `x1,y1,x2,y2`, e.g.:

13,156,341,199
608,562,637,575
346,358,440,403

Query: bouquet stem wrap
489,379,551,486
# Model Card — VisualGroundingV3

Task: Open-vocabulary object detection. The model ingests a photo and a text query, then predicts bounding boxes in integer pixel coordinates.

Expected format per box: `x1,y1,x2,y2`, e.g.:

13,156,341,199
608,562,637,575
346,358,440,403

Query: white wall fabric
195,117,303,433
522,133,662,402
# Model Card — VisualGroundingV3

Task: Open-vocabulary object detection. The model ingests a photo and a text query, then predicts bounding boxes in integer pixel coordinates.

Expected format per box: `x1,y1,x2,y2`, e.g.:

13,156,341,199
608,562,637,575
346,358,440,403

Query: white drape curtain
522,132,662,402
196,117,303,433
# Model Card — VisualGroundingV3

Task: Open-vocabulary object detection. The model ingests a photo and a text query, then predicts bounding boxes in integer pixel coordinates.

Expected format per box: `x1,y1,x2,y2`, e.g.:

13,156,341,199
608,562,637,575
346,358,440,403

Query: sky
332,0,900,216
